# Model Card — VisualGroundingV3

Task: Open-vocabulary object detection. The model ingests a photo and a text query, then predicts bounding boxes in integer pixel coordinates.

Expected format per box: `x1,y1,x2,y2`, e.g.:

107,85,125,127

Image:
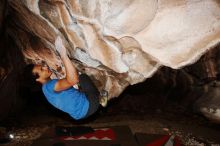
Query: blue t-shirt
42,79,89,120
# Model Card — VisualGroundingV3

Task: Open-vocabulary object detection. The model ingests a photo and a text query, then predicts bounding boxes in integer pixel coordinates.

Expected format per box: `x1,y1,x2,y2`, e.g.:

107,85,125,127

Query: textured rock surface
7,0,220,98
3,0,220,122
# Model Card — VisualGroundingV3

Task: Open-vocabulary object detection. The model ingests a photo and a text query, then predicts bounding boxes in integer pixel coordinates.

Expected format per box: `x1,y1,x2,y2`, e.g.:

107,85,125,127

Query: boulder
3,0,220,122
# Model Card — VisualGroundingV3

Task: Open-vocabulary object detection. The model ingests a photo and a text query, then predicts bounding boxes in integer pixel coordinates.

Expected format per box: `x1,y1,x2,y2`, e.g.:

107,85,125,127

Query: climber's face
32,65,52,84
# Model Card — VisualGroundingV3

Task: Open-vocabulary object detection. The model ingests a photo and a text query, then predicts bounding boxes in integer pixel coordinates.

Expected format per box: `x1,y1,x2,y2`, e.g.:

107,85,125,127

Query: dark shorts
78,74,100,118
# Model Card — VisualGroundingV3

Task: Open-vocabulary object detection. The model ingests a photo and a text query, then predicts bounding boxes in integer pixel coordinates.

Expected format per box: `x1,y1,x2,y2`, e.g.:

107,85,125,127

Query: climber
23,36,108,120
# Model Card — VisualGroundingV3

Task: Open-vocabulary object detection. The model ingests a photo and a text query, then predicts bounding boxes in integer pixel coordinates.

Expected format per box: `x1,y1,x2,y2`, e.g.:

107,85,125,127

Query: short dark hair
23,64,41,91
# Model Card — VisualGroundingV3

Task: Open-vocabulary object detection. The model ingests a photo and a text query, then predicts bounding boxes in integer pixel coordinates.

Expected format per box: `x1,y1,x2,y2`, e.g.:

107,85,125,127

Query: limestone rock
5,0,220,122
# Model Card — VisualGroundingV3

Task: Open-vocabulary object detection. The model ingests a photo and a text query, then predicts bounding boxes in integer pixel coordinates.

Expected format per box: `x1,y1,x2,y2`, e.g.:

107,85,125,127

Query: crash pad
135,133,182,146
31,125,138,146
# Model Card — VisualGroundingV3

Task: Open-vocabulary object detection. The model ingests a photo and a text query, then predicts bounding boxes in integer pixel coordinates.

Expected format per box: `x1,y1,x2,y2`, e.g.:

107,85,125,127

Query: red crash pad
135,133,182,146
31,126,138,146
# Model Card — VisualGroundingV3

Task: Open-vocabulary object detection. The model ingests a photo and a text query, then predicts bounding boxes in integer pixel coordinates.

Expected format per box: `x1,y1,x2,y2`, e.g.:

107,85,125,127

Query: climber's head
24,64,52,85
32,64,52,84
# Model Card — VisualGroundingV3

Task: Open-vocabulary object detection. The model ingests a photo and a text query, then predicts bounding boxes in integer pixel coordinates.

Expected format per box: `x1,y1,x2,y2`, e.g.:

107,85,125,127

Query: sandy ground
0,89,220,146
0,102,220,146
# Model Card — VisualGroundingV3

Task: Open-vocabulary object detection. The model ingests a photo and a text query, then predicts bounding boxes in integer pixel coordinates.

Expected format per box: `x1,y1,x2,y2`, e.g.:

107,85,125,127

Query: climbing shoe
99,90,108,107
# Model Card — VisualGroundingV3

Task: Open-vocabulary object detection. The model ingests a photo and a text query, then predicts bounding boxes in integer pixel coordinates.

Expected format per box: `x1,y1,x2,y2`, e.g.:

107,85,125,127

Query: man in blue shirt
23,37,108,120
